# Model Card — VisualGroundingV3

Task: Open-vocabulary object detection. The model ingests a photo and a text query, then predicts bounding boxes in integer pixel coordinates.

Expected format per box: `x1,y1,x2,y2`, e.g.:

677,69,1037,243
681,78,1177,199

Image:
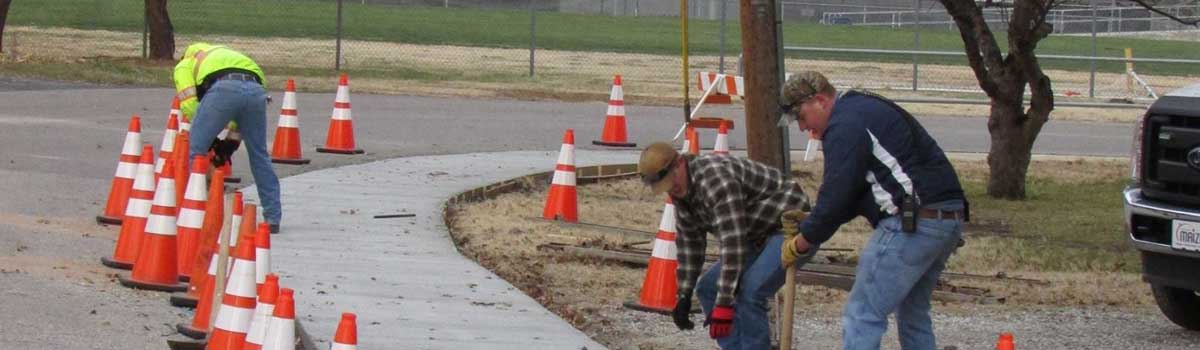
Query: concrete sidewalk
240,150,636,349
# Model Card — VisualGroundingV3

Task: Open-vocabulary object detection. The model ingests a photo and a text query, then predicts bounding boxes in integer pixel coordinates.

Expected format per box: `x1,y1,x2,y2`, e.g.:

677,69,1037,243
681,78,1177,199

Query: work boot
269,223,280,234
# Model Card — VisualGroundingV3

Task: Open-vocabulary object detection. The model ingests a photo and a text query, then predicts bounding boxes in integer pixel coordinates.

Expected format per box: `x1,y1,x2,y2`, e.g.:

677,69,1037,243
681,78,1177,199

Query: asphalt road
0,77,1138,349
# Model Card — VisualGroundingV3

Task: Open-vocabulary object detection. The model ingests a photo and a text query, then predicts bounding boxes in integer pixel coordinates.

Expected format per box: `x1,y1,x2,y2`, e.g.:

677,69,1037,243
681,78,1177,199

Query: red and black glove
708,305,734,339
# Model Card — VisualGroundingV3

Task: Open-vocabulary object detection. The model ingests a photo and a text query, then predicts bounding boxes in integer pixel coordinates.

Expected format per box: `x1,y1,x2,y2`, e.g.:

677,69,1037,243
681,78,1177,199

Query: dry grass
448,156,1150,317
0,26,1174,123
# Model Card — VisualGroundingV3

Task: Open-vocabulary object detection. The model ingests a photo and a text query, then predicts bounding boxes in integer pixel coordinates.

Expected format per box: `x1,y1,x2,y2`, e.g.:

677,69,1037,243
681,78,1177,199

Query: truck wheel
1151,283,1200,331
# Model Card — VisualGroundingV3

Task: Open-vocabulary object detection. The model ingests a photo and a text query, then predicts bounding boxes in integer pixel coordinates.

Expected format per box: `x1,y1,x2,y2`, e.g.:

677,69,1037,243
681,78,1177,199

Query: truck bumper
1124,186,1200,290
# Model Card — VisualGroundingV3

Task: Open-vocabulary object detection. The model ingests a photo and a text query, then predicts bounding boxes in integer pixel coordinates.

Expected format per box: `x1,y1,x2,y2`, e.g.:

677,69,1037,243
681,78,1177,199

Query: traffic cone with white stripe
592,74,636,147
331,312,358,350
542,129,577,223
271,79,310,165
261,287,295,350
102,144,155,270
176,155,209,282
712,121,730,155
120,157,187,292
243,273,279,350
623,197,679,314
177,200,254,340
205,225,259,350
317,73,363,154
171,168,226,308
98,115,143,225
254,222,271,292
155,110,180,182
681,126,700,155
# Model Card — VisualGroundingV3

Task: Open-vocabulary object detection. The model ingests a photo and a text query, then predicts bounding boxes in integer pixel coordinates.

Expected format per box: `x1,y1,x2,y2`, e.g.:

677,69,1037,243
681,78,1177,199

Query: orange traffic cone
206,224,259,350
176,155,210,282
243,273,280,350
171,168,226,308
996,332,1015,350
681,126,700,155
177,200,254,340
98,115,143,225
120,157,187,292
712,121,730,155
592,74,636,147
317,73,363,154
271,79,311,165
623,197,679,314
254,222,271,292
155,110,180,182
174,130,192,207
542,129,578,223
261,287,295,350
102,144,156,270
331,312,358,350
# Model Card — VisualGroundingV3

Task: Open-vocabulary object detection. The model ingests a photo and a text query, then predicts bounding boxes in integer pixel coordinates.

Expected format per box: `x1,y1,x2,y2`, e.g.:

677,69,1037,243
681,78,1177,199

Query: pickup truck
1124,83,1200,330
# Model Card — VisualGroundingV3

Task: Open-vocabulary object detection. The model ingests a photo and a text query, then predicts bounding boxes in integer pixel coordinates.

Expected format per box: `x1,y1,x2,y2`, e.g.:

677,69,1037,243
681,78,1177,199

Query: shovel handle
780,265,797,350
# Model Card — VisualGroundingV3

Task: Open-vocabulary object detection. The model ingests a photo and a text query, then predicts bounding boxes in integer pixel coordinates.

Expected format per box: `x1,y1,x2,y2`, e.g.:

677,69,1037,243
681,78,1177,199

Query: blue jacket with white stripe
799,91,964,245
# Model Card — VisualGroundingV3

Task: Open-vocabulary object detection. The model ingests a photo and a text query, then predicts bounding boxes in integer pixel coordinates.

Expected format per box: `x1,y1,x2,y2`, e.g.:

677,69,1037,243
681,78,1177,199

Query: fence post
912,0,920,91
1090,1,1097,98
719,0,727,74
335,0,344,71
142,12,148,59
530,0,536,77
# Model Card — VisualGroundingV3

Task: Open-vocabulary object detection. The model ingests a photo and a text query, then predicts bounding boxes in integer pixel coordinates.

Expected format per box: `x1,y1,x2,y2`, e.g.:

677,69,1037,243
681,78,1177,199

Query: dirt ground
2,26,1185,123
446,156,1200,349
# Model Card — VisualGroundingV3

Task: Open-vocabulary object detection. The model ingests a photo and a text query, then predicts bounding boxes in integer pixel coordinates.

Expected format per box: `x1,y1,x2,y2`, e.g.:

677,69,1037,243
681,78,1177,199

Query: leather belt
918,208,962,221
215,72,259,83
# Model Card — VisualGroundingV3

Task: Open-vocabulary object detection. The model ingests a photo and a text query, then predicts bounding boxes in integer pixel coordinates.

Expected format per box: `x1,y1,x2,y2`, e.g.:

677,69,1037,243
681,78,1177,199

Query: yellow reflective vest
173,43,267,130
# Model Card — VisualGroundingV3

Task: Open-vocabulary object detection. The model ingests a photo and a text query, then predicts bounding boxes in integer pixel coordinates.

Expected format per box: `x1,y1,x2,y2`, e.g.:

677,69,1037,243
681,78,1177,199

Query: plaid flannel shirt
673,155,807,306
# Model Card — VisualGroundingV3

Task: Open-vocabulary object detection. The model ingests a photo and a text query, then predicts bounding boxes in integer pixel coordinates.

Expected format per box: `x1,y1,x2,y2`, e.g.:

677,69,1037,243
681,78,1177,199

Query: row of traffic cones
96,74,365,226
93,76,364,349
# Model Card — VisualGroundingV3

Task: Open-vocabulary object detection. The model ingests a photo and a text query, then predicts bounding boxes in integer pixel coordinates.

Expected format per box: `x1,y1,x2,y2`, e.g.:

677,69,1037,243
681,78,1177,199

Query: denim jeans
842,213,962,350
696,233,814,350
188,79,281,226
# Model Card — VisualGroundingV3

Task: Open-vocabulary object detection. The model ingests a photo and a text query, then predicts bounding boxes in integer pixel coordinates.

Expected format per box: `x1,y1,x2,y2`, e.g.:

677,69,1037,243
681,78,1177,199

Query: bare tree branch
1126,0,1200,26
941,0,1003,96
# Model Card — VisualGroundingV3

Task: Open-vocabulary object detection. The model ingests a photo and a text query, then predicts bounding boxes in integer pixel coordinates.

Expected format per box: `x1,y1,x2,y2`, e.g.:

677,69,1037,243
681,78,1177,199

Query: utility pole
739,0,785,169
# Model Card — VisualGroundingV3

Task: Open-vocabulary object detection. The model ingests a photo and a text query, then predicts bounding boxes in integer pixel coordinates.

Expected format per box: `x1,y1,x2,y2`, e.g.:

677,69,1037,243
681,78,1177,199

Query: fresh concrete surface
240,150,636,349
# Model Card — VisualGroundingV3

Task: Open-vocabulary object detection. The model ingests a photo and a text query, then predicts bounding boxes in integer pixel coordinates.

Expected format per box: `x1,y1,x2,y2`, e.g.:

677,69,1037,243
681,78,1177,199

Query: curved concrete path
240,150,637,349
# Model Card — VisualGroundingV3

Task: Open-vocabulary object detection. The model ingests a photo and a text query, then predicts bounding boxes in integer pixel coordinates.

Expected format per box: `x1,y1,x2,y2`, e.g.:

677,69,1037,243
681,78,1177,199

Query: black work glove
672,295,694,330
210,137,241,166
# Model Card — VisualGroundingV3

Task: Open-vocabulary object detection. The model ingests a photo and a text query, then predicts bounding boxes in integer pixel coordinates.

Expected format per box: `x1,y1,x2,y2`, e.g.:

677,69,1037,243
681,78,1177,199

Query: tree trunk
985,102,1033,199
738,0,784,169
0,0,12,53
145,0,174,60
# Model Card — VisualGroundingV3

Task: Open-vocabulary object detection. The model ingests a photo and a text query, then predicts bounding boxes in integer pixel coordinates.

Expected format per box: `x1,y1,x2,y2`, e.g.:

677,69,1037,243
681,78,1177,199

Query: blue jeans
697,233,810,350
842,214,962,350
188,79,281,226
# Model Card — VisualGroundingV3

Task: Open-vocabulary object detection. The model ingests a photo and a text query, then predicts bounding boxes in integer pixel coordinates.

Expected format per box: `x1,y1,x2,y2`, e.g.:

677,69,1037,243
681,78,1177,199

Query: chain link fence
5,0,1199,102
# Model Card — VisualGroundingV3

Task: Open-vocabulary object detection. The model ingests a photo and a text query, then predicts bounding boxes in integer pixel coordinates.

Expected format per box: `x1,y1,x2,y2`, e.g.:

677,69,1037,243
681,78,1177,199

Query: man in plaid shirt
638,142,813,350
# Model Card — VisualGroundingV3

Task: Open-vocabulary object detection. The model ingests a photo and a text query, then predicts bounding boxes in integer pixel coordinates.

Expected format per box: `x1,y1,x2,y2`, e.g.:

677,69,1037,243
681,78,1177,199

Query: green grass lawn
960,169,1136,273
11,0,1200,75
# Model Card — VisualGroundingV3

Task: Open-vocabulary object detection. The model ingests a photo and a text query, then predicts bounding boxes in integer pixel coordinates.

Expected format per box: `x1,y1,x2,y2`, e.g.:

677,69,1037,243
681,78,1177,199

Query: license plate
1172,219,1200,252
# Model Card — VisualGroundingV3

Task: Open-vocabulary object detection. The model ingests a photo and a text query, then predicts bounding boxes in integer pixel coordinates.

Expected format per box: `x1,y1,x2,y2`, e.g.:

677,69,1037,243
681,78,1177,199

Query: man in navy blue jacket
777,71,967,350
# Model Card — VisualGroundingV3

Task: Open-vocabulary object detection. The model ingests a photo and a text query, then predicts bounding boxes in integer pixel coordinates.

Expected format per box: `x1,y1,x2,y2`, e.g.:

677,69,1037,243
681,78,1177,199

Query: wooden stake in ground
207,194,235,336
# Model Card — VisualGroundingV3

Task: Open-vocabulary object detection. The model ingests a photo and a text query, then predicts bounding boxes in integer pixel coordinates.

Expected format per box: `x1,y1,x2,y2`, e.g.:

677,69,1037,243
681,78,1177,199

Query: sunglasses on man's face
642,157,677,186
